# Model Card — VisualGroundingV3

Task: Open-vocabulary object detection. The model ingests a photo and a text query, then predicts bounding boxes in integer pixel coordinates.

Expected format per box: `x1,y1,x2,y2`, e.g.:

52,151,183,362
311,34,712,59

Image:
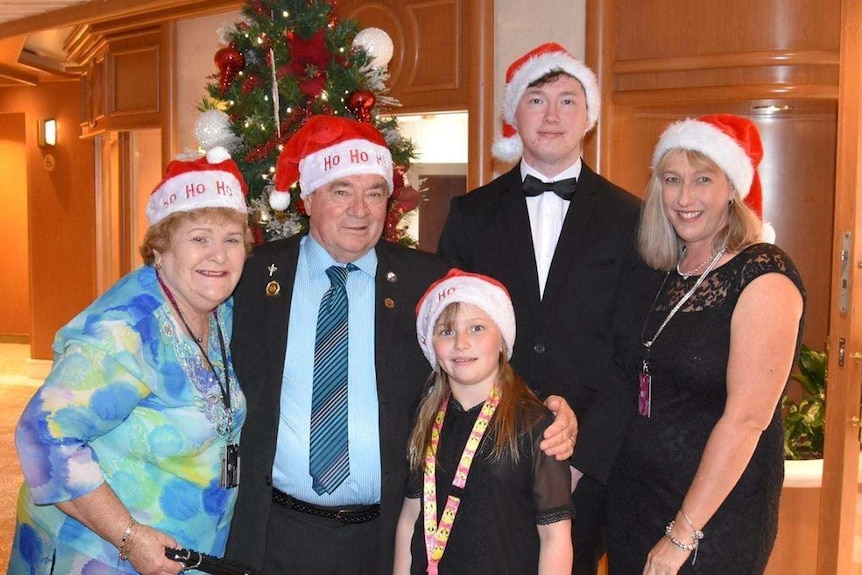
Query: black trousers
572,475,608,575
264,499,381,574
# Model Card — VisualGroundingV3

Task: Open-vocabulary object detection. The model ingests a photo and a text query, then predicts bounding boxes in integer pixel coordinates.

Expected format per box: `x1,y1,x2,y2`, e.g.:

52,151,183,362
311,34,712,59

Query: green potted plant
781,345,826,460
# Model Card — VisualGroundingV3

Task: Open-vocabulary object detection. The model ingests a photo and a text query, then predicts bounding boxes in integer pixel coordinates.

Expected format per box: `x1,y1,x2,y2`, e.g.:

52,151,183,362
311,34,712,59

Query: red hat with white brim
492,42,601,163
652,114,775,243
145,146,248,225
415,269,516,371
270,115,393,211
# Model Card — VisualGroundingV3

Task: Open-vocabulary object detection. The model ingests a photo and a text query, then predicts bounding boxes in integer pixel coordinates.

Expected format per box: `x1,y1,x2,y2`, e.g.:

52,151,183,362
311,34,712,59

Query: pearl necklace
677,245,727,279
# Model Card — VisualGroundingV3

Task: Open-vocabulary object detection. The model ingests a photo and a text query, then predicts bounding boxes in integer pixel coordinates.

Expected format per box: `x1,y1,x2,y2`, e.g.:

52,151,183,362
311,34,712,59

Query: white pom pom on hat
652,113,775,243
492,42,601,163
271,115,393,210
415,269,516,370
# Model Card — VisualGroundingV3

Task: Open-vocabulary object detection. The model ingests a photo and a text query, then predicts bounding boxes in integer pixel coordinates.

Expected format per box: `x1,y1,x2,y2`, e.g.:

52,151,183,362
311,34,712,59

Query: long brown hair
407,303,546,471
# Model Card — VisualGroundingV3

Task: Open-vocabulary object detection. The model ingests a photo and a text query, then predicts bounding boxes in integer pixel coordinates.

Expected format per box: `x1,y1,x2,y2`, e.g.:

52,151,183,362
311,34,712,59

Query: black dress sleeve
530,410,574,525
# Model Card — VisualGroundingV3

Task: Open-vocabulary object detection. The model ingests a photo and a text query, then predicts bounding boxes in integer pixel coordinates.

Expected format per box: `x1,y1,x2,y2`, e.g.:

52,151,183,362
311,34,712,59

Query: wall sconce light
38,118,57,148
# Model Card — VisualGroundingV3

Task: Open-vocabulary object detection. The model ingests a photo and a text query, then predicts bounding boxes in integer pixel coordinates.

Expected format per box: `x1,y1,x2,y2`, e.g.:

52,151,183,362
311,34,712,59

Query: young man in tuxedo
438,43,641,575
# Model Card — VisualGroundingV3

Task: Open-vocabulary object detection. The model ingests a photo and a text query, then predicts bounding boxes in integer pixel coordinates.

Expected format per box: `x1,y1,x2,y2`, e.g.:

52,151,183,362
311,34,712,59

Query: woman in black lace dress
606,115,805,575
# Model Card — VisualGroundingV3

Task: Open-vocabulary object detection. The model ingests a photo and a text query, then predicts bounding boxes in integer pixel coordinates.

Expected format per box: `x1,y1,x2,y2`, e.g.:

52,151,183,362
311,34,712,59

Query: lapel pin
385,271,397,283
384,297,395,309
265,280,281,297
268,263,278,277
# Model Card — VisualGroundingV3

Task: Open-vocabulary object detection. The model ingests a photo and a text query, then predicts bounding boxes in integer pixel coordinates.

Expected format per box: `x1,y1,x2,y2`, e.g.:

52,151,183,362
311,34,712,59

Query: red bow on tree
285,30,331,97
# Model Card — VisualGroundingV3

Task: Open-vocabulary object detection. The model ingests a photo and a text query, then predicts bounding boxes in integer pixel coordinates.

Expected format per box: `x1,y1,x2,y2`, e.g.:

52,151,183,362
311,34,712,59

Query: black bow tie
522,174,577,201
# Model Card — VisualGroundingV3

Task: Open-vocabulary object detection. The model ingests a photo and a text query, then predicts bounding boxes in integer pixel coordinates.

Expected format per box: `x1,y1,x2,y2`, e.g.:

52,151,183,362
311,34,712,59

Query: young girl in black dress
393,269,572,575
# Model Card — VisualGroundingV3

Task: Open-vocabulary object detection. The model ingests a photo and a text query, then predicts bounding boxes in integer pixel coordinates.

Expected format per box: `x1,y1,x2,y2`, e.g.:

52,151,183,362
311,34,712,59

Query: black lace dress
606,243,805,575
407,397,573,575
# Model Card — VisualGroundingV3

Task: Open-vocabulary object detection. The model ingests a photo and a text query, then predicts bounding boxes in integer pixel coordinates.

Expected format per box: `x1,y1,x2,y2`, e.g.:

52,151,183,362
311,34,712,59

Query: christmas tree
200,0,420,245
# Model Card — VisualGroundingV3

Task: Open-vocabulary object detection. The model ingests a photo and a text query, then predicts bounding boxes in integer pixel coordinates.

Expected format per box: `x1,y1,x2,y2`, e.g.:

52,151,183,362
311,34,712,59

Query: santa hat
652,114,775,243
492,42,601,163
270,115,393,211
145,146,248,225
415,269,516,370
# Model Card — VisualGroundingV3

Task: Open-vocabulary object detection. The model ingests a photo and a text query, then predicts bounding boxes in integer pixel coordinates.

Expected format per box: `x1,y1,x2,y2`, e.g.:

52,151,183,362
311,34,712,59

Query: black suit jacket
437,163,640,483
225,234,449,573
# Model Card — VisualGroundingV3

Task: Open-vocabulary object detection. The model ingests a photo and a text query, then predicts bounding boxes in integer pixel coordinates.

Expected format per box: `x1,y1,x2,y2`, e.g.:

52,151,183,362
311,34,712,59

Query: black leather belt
272,488,380,524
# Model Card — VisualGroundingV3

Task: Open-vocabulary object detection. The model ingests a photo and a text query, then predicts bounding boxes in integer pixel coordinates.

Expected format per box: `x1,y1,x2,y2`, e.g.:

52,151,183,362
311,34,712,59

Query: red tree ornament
215,43,245,93
346,90,376,123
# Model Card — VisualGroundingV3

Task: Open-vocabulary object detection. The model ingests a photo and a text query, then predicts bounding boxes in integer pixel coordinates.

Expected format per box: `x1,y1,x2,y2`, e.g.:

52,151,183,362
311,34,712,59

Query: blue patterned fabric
309,264,356,495
8,265,247,575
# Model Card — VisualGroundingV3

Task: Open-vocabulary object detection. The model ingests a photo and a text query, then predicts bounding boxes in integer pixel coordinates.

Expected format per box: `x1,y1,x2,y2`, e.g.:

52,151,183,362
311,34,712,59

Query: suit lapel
262,239,301,396
542,163,600,304
373,242,411,397
501,167,542,309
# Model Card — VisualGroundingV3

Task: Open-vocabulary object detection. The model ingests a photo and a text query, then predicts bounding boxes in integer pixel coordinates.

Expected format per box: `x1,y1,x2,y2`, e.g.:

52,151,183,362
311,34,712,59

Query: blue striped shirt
272,235,382,505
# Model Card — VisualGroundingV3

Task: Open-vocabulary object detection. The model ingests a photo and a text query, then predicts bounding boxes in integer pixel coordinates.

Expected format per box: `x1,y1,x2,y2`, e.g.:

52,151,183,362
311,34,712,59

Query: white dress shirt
520,159,582,298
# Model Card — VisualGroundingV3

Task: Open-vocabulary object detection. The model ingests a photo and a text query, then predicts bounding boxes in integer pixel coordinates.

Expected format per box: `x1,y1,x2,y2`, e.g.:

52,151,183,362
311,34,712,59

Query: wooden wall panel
106,29,161,127
341,0,467,113
0,114,30,337
614,0,840,60
1,81,97,359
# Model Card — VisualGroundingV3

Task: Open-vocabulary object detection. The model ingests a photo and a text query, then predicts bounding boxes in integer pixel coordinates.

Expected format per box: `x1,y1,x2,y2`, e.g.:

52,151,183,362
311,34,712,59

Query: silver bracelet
665,520,703,565
680,509,705,541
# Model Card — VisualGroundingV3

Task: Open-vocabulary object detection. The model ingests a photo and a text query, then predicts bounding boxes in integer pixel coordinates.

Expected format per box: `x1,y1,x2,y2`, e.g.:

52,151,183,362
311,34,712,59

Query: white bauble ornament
195,109,238,151
353,27,394,69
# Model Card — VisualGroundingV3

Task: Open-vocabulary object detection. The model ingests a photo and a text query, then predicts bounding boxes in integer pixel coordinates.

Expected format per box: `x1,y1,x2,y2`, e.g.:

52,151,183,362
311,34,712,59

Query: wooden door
816,1,862,573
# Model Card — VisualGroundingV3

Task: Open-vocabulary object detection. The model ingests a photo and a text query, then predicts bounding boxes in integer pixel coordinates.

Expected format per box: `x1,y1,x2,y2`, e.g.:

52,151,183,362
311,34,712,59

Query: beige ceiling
0,1,91,26
0,0,239,86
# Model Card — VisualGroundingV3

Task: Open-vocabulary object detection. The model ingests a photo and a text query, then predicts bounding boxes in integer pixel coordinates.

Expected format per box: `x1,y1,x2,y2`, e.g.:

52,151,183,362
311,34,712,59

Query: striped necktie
309,263,357,495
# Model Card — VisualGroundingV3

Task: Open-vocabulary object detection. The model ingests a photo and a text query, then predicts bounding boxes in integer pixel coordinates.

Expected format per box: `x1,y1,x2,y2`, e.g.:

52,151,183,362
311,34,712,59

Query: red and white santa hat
492,42,601,163
652,113,775,243
145,146,248,225
415,269,516,370
270,115,393,211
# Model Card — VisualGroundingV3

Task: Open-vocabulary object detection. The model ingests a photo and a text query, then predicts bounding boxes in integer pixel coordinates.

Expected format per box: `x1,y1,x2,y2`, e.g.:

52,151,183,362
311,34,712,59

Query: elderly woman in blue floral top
9,145,252,575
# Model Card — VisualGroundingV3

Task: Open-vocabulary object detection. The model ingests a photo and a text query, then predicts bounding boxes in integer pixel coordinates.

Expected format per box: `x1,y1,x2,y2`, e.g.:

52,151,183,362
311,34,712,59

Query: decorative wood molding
0,63,38,86
613,84,839,106
615,50,839,74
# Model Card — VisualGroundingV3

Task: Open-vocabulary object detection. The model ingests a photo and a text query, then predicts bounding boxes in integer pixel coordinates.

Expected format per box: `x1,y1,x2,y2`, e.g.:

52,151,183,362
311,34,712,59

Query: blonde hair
637,149,763,270
140,207,253,266
407,303,546,470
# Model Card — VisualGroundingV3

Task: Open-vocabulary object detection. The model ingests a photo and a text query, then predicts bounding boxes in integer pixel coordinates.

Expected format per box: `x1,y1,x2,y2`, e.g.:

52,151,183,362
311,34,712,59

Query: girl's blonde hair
637,149,763,271
407,303,547,470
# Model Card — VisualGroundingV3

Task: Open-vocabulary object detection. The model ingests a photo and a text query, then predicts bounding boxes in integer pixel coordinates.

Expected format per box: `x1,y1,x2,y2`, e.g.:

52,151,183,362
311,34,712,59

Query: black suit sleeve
571,245,643,483
436,196,470,269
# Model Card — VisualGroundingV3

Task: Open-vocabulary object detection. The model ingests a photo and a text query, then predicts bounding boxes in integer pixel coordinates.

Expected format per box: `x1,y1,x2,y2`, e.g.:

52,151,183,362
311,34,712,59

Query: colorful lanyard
423,386,501,575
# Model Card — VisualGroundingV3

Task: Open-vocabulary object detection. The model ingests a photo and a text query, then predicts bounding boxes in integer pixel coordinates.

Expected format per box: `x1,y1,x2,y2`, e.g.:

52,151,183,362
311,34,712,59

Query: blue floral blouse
8,265,247,574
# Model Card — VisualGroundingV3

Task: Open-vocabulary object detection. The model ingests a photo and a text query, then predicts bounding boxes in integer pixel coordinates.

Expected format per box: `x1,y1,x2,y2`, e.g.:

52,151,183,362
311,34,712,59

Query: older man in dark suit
226,116,575,575
438,43,641,575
